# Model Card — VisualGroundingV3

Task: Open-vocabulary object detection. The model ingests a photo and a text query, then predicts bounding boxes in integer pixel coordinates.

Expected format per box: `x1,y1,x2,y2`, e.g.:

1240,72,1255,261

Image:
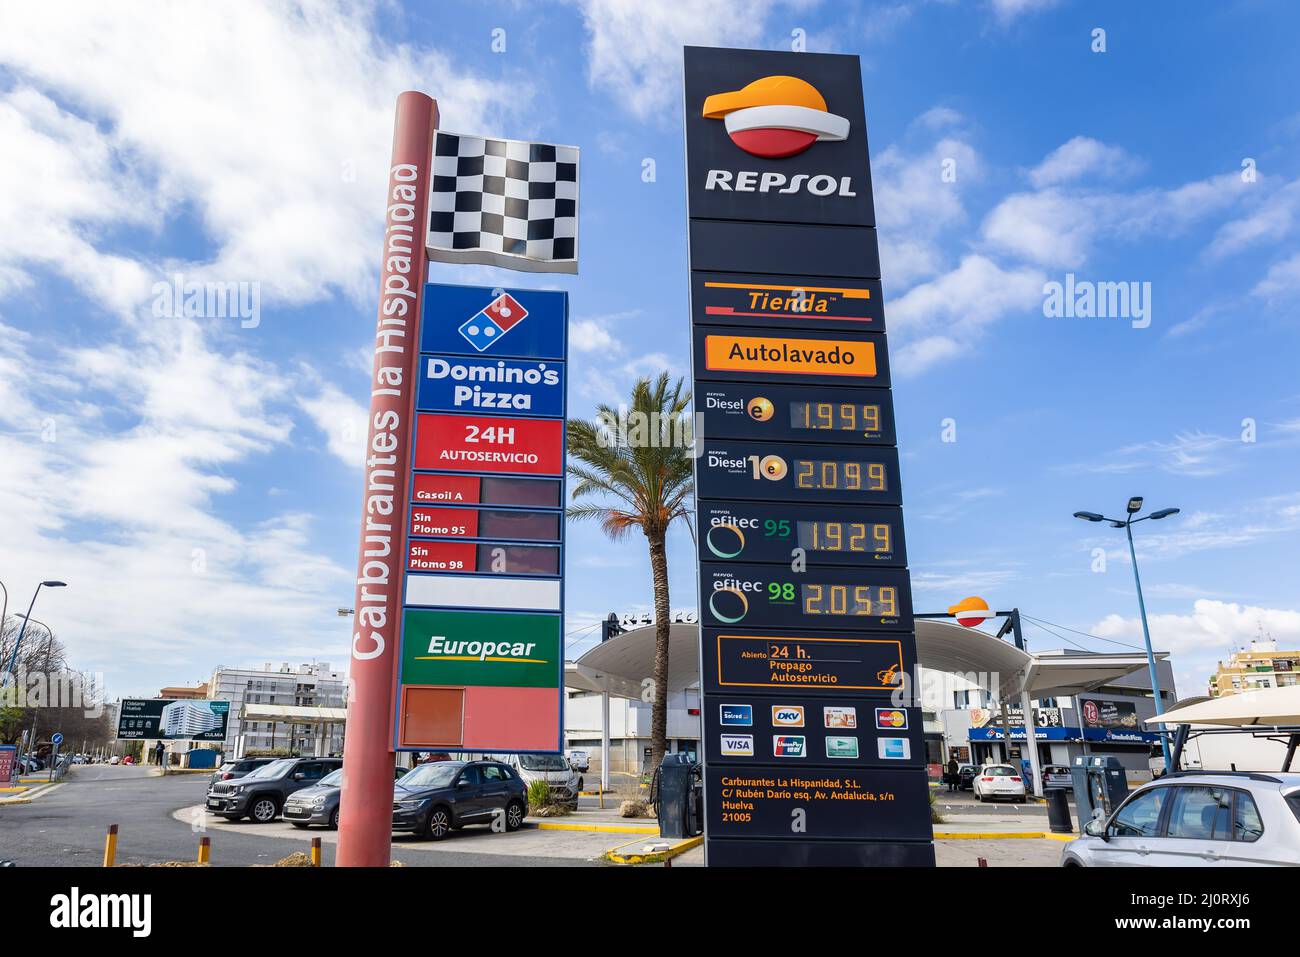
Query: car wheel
975,789,983,802
250,796,279,823
329,807,339,830
424,806,452,841
505,799,525,832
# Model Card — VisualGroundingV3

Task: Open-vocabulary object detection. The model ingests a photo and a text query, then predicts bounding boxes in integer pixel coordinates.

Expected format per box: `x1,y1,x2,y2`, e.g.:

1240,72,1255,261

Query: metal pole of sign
600,691,610,792
336,91,438,868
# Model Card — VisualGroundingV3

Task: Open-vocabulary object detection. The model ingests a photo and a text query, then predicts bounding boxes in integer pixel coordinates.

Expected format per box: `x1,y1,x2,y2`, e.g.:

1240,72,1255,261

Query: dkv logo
771,705,804,727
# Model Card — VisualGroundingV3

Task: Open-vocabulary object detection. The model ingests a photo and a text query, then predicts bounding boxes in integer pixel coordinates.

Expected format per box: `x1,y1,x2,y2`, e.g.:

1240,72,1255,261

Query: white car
973,764,1027,803
1061,771,1300,866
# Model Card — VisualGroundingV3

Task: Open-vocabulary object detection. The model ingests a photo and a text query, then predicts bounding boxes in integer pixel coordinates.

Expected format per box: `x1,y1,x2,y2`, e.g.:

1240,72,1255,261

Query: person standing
945,755,960,792
154,740,166,767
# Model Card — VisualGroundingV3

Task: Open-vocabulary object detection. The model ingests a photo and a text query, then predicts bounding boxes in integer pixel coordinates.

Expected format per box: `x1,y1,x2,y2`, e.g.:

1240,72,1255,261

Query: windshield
244,759,294,780
317,769,343,788
518,754,569,771
398,763,463,789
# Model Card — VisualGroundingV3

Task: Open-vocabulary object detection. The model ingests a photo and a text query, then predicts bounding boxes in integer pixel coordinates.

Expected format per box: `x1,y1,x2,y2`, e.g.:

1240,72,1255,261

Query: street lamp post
1,581,66,689
1073,499,1178,771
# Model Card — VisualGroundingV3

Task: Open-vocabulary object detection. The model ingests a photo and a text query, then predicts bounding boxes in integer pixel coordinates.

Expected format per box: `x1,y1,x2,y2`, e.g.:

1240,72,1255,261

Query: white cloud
1091,599,1300,698
573,0,797,121
988,0,1062,22
297,382,369,469
1252,250,1300,300
886,254,1045,375
1028,136,1140,188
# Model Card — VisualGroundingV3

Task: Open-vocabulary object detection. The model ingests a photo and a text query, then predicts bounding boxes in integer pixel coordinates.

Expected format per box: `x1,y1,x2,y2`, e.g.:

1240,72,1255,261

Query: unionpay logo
703,75,849,159
458,292,528,353
772,734,806,758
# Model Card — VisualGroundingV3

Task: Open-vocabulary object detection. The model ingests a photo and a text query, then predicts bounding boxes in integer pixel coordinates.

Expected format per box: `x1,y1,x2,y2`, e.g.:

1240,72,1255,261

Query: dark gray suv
205,756,342,823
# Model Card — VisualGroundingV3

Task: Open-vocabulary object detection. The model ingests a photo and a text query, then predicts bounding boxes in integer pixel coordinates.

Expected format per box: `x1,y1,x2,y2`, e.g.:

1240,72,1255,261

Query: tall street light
1073,498,1179,771
1,581,67,688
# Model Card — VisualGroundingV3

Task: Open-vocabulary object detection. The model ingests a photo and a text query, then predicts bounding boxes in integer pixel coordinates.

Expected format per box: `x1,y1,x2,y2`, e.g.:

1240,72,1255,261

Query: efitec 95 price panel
684,46,932,866
699,501,906,566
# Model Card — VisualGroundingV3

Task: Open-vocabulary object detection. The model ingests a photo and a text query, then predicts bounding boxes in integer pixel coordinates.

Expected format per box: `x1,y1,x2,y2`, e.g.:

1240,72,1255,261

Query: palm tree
566,372,694,774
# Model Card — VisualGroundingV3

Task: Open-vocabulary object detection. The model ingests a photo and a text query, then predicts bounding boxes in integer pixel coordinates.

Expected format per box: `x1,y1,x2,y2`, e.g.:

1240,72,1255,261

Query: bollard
197,835,211,865
103,824,118,867
977,857,987,868
598,786,604,810
310,837,322,867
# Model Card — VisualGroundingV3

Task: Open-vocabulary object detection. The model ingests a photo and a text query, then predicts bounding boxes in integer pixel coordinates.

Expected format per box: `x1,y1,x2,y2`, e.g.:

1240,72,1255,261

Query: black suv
205,756,342,823
392,759,528,840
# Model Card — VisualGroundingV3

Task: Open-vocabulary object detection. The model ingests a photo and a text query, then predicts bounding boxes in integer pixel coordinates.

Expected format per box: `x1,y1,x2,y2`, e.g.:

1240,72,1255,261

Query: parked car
958,764,979,791
507,752,581,803
1061,771,1300,867
1041,764,1072,790
205,756,342,823
973,764,1027,803
283,765,407,829
210,757,275,787
567,749,590,773
391,759,527,840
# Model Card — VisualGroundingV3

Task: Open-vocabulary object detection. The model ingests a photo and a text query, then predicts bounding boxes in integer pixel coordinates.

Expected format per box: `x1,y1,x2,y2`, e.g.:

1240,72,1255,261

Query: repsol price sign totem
684,46,934,867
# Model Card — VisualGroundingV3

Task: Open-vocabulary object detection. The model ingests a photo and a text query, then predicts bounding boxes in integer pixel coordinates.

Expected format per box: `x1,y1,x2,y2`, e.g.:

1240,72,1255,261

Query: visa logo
720,704,753,726
721,734,754,756
771,705,804,727
772,735,806,758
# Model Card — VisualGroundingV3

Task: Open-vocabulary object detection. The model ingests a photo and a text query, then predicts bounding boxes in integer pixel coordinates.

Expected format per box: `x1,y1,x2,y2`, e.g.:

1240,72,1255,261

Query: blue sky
1,0,1298,703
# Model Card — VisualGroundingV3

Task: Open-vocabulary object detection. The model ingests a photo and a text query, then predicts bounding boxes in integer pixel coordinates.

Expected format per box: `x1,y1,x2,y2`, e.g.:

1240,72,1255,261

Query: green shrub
527,779,552,810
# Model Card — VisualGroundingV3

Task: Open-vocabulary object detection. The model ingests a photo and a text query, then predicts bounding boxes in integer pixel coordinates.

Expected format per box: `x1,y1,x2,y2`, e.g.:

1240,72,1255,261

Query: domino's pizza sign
422,283,566,360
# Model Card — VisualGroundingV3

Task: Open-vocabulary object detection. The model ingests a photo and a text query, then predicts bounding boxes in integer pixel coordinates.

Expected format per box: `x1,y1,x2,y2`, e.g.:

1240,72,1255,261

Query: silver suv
1060,771,1300,866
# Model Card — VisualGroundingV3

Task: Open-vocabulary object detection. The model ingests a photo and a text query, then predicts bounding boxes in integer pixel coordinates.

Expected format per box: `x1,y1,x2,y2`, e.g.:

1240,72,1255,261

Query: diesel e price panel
698,501,906,567
698,382,896,446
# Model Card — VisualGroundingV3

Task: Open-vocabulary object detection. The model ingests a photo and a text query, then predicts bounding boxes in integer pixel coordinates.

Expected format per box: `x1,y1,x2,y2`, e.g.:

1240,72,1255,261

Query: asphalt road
0,765,595,867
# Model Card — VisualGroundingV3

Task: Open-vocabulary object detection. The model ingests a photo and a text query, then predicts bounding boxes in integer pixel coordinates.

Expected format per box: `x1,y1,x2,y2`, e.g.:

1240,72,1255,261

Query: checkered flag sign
427,131,579,274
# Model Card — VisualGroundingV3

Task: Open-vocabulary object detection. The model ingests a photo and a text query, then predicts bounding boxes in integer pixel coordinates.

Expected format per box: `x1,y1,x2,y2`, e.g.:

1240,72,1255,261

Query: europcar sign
685,46,931,868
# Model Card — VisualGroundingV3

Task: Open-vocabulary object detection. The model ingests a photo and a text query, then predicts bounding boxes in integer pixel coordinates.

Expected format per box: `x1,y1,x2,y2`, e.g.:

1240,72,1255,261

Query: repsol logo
704,169,856,196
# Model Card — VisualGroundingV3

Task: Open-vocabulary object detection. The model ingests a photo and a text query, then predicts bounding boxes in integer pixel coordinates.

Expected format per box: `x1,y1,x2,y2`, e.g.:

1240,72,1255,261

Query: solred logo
703,75,849,159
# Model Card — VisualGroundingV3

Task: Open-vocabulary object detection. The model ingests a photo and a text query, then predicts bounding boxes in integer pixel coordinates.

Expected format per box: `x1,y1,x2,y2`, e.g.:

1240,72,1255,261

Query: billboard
116,699,230,741
685,46,932,867
1079,698,1141,730
394,283,567,753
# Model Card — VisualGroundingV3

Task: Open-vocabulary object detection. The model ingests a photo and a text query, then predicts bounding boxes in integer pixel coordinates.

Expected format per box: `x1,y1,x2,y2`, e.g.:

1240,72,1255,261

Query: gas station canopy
567,618,1162,702
1145,686,1300,727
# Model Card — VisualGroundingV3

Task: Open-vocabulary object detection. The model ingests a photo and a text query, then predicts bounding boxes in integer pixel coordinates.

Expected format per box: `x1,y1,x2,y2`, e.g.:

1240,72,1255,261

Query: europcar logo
703,75,849,159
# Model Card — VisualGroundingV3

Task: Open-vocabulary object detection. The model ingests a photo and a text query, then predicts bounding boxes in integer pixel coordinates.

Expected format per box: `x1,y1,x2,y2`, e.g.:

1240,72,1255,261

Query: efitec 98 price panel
700,564,913,632
684,46,932,866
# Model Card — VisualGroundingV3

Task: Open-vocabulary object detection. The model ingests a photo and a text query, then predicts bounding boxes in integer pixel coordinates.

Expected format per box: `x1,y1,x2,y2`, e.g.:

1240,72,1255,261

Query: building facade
1210,638,1299,697
208,662,347,756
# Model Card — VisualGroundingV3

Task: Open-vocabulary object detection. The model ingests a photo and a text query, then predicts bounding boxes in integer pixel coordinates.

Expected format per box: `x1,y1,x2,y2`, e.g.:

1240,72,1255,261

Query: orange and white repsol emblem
703,75,849,158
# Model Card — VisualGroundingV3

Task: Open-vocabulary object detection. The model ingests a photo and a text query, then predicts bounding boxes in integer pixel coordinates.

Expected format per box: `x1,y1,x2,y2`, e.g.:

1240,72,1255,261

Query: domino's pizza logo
458,292,528,352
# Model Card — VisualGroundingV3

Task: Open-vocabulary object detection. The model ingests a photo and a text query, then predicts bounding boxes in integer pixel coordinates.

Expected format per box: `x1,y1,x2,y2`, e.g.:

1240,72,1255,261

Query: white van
506,753,580,804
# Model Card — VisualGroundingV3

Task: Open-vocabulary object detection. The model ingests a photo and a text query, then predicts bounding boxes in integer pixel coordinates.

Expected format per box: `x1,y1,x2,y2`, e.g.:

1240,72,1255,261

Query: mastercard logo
703,75,850,159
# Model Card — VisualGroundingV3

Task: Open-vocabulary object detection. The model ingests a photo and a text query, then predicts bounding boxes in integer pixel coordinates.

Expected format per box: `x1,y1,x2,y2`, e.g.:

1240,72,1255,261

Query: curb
934,830,1075,841
0,783,63,806
534,820,659,835
605,835,702,864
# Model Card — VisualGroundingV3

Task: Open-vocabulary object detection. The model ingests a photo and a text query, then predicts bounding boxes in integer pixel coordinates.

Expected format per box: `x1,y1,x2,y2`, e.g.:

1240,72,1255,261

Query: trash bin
655,752,699,839
1045,786,1073,834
